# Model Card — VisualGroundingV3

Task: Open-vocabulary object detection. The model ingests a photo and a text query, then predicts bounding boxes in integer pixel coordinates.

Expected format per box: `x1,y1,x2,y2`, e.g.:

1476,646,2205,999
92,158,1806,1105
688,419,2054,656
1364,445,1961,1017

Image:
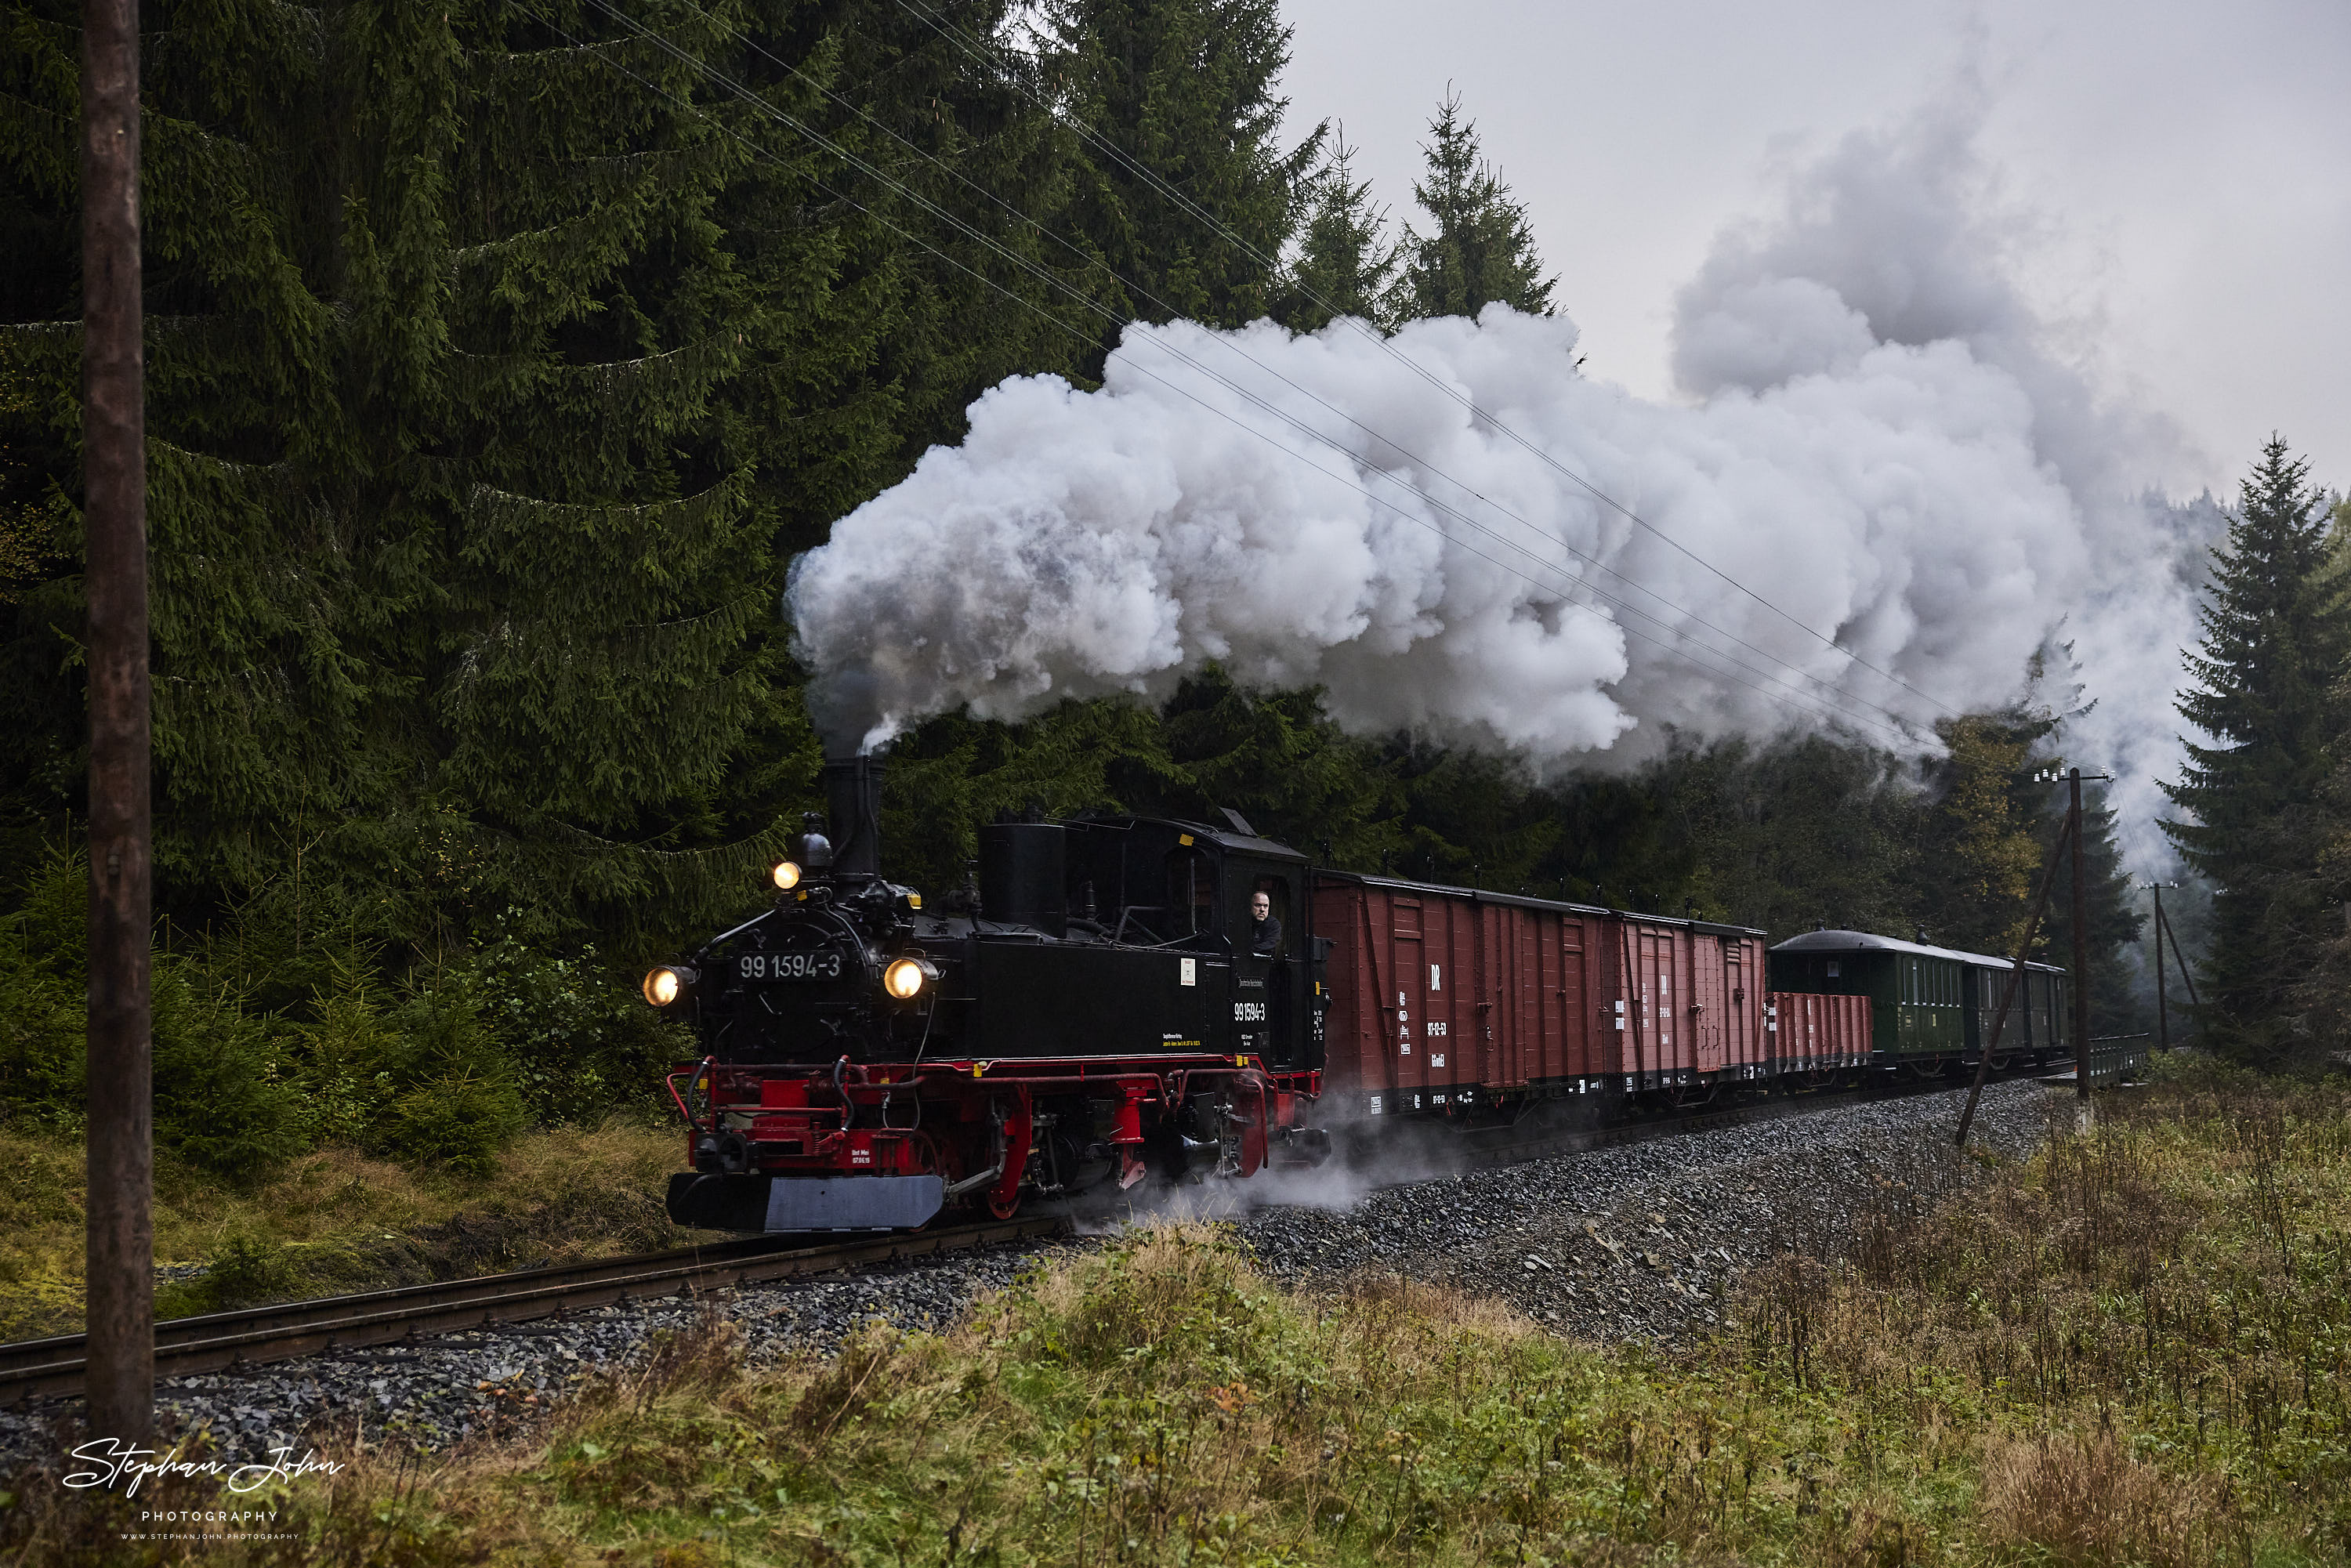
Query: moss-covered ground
5,1062,2347,1566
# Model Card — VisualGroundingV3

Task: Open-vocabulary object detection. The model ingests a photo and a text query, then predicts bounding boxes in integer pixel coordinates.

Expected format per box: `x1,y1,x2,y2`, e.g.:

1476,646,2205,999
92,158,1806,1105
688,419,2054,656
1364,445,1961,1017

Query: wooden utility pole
2143,880,2179,1052
82,0,154,1439
1954,809,2073,1149
2157,896,2197,1009
2069,770,2092,1111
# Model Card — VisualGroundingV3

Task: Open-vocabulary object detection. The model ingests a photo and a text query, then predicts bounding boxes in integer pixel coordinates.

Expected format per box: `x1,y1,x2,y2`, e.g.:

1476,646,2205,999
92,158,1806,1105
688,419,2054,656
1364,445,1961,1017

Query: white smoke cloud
1672,74,2216,864
788,78,2217,868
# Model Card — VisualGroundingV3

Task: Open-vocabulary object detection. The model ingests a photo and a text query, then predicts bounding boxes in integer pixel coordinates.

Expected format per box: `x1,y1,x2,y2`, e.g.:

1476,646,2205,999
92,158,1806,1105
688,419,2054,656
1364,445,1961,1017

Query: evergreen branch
553,140,733,198
555,330,738,396
542,814,794,864
462,465,753,539
0,89,75,194
146,436,292,484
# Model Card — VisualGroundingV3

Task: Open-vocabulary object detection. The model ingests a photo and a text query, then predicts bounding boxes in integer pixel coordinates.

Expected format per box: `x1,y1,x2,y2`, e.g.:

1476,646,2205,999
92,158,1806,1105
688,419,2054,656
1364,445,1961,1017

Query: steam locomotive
651,755,2082,1234
654,755,1330,1233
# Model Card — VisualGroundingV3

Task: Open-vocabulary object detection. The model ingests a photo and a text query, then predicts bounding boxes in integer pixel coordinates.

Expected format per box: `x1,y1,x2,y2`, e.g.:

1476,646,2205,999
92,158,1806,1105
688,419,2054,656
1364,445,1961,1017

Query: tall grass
5,1067,2345,1566
1741,1063,2351,1563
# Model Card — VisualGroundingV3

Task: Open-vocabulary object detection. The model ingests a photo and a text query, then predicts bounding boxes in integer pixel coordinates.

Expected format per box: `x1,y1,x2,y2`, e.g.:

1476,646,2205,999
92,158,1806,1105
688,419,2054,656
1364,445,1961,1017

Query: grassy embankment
9,1063,2350,1566
0,1121,710,1339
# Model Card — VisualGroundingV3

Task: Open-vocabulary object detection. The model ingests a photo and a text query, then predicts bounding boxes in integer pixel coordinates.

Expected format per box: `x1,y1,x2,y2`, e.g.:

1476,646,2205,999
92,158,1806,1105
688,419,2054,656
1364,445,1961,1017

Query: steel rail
1440,1059,2070,1175
0,1216,1066,1408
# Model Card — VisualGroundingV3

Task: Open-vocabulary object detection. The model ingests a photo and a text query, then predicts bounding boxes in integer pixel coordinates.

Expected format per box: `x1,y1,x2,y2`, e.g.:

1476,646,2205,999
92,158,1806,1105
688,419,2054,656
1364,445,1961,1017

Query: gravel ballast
0,1077,2062,1473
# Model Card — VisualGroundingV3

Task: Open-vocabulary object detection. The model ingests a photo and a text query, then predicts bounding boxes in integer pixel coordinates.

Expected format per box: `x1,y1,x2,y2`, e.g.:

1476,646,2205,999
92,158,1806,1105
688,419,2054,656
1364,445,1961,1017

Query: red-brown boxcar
1312,874,1770,1115
1763,990,1872,1074
1311,875,1598,1117
1596,916,1770,1090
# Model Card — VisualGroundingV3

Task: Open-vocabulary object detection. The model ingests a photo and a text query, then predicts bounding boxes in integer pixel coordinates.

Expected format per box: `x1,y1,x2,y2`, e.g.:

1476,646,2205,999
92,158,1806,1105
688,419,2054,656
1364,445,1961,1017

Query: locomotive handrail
665,1057,717,1130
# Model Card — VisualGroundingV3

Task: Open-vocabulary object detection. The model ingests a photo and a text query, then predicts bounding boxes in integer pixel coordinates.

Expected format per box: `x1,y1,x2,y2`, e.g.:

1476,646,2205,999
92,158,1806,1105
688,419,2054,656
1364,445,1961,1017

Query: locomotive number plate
737,951,844,981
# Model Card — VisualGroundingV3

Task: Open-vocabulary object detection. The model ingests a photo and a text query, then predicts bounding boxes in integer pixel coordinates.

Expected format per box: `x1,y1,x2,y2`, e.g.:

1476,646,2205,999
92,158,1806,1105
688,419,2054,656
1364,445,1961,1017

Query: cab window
1163,848,1218,937
1244,875,1290,959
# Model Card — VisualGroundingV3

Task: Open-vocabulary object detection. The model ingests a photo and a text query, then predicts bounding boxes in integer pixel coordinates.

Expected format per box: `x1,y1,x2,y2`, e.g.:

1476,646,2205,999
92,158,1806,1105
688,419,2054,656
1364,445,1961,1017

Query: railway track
0,1064,2083,1410
0,1215,1065,1408
1321,1059,2070,1186
1451,1062,2067,1171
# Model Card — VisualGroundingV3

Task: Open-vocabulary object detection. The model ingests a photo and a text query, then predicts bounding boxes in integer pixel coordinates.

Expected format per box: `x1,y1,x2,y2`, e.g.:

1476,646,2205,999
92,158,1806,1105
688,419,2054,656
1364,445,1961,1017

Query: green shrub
0,847,90,1133
149,959,308,1179
2,848,307,1179
9,842,85,982
383,1070,527,1177
464,923,690,1126
2,851,680,1181
0,950,82,1134
157,1222,299,1316
288,972,400,1146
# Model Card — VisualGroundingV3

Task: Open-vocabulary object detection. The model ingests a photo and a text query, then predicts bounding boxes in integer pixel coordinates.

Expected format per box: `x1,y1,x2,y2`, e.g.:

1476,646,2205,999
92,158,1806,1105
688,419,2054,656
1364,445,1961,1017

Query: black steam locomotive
653,755,1331,1233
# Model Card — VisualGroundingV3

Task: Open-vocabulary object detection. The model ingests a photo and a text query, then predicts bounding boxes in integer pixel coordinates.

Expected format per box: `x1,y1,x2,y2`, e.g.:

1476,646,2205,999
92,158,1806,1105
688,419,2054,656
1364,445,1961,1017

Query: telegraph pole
2160,897,2197,1009
82,0,154,1439
1954,808,2074,1149
2141,880,2179,1052
2069,770,2092,1114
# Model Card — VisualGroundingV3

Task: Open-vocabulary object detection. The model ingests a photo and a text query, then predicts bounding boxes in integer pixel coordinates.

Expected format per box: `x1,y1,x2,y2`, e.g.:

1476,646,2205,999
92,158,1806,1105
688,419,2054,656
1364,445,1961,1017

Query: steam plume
788,84,2213,860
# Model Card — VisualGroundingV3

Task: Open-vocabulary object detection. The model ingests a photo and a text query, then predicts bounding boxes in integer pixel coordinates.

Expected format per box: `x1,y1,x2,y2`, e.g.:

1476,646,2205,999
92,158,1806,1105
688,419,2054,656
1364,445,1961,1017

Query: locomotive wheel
987,1187,1023,1221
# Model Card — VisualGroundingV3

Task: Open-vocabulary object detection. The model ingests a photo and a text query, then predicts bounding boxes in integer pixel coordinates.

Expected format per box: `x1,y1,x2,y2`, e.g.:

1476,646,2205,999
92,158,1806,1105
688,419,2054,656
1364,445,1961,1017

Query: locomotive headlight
642,964,696,1007
882,957,936,1001
771,860,802,892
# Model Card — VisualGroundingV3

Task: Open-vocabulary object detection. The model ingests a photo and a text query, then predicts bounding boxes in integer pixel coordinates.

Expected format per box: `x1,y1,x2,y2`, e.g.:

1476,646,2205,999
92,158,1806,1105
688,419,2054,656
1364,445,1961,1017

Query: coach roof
1770,927,2065,974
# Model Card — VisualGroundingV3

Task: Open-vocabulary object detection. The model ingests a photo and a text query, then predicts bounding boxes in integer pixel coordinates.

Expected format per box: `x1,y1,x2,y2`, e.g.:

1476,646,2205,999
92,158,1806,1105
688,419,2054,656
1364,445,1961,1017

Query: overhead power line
893,0,1965,723
531,2,1923,747
625,0,1930,738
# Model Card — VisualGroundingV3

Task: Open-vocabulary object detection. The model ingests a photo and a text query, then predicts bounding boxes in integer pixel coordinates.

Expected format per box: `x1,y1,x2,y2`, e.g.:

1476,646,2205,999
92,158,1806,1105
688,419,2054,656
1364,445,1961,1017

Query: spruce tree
1273,131,1396,332
1388,90,1556,324
0,0,1085,956
2162,436,2349,1061
1042,0,1322,360
1914,712,2049,957
2281,494,2351,1056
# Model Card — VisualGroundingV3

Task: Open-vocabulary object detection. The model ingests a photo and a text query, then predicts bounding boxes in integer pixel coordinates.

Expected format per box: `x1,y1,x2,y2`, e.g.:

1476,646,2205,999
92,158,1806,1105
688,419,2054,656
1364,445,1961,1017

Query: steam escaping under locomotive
651,753,2085,1235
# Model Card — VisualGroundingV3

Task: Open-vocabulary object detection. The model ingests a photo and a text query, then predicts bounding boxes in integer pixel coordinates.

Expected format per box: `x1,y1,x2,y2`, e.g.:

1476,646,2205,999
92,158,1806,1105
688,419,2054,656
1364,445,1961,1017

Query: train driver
1250,888,1284,958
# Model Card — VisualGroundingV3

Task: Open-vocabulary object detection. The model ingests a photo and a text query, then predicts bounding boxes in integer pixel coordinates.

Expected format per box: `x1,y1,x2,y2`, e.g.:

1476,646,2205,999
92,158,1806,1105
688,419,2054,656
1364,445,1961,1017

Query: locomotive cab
652,755,1331,1234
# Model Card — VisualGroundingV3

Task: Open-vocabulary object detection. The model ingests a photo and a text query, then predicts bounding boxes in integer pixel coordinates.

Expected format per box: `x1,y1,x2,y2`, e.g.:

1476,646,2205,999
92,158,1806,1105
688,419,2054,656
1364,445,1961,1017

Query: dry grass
1977,1431,2240,1568
4,1067,2344,1566
0,1117,721,1338
1738,1065,2351,1563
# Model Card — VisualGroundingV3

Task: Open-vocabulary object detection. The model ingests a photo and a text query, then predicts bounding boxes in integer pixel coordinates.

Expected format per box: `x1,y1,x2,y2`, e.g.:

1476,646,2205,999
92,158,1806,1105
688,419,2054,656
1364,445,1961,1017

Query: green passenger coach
1766,929,2073,1070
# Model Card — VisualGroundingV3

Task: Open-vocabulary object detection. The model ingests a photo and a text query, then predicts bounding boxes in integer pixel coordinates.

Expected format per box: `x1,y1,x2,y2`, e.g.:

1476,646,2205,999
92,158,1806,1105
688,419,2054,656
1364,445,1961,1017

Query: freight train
652,755,2077,1234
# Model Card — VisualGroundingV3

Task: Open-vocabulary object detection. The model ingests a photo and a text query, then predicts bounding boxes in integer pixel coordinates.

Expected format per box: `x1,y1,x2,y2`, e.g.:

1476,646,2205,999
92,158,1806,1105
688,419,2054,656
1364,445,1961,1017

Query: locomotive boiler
654,755,1331,1234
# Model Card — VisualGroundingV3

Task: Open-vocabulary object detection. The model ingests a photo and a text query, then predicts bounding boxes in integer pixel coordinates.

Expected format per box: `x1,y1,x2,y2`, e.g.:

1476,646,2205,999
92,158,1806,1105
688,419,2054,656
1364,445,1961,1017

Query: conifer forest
0,0,2343,1188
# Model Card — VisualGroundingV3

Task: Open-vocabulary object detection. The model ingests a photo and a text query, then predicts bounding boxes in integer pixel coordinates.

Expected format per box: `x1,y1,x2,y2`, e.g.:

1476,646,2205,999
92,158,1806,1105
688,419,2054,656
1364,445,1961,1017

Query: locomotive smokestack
820,751,887,877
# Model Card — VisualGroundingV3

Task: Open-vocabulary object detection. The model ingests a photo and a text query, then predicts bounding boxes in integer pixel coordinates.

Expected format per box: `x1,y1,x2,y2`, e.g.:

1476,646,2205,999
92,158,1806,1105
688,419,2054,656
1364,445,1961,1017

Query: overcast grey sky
1277,0,2351,501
